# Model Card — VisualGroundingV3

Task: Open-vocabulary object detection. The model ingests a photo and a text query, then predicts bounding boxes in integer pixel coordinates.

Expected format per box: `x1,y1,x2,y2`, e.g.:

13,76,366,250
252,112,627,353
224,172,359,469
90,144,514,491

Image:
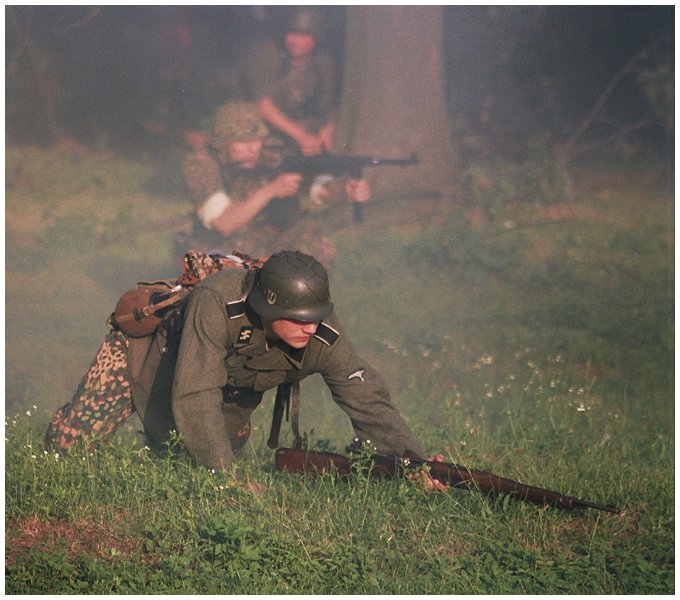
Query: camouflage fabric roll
45,325,134,451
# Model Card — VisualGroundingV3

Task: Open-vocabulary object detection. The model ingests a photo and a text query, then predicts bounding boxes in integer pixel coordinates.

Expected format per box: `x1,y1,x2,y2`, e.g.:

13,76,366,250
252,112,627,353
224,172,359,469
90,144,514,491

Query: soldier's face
285,32,316,58
265,318,319,349
220,139,263,168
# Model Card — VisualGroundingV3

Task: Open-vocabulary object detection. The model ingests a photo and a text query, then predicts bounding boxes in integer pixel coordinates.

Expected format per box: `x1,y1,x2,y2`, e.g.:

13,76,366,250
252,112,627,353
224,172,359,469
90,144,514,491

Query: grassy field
5,143,674,593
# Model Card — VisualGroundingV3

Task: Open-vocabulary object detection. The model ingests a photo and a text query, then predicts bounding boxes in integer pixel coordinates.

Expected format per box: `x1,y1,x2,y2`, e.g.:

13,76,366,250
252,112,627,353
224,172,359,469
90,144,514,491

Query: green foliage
5,145,674,594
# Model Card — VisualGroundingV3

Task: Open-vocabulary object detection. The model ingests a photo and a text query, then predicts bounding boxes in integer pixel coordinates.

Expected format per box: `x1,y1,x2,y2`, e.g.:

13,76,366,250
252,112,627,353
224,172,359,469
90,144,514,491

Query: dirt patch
5,515,145,565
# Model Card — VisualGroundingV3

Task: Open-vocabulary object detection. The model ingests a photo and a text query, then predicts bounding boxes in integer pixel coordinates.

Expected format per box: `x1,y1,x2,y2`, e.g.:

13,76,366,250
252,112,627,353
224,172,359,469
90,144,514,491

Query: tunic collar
236,324,307,370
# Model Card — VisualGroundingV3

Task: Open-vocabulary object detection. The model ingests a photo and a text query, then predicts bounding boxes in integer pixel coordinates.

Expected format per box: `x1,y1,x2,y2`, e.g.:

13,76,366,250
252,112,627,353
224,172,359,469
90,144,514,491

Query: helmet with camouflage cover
247,250,334,322
211,101,268,149
286,7,324,38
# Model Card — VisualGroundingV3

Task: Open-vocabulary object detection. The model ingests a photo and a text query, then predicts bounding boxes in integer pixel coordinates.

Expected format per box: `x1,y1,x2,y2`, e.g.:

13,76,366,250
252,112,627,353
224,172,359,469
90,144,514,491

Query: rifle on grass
279,152,419,223
274,441,620,514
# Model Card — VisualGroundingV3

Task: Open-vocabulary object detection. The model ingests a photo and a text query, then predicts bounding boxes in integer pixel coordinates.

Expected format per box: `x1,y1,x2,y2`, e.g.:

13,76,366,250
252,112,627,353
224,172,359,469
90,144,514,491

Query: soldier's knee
230,421,252,453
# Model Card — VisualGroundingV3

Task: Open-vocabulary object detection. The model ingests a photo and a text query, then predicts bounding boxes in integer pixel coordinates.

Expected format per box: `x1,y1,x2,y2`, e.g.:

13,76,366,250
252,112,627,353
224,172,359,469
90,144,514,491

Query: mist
5,5,673,435
6,6,672,154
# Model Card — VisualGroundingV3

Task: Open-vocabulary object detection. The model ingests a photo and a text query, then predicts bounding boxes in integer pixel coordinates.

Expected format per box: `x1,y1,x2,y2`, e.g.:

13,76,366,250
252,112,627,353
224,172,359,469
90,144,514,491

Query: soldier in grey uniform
46,251,442,488
172,250,424,471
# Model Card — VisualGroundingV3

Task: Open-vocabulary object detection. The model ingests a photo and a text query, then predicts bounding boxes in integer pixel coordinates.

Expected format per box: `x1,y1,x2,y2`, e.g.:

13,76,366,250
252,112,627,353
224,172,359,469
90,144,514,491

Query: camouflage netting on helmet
212,102,268,148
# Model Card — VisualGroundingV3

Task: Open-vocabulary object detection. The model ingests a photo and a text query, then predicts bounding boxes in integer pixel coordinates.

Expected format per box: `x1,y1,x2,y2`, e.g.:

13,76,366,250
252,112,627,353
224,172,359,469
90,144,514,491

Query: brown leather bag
113,282,185,338
113,250,266,338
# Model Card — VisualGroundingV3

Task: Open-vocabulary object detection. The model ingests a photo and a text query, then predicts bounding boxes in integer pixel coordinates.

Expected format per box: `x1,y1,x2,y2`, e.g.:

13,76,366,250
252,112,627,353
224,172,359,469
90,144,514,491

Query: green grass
5,144,674,593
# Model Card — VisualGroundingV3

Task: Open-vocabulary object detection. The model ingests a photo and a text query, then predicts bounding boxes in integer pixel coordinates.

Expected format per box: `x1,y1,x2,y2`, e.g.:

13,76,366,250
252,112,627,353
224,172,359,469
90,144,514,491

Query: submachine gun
275,439,620,514
279,152,419,223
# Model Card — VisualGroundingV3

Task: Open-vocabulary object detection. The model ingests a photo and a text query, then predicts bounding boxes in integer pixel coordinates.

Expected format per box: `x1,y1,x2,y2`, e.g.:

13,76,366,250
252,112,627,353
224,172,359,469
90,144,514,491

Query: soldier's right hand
269,173,303,198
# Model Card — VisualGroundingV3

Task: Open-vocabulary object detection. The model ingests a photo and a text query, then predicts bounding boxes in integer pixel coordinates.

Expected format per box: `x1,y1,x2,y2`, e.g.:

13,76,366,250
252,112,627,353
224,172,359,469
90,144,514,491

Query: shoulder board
226,299,246,319
314,321,340,347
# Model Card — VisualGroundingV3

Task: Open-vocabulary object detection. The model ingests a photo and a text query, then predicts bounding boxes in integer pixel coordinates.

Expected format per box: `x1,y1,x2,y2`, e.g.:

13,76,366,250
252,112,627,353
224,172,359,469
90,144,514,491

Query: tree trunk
336,6,458,198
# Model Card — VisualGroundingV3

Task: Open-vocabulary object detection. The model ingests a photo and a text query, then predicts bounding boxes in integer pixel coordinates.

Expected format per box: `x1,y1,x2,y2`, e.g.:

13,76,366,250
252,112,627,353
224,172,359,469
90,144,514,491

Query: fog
5,5,673,423
6,6,672,154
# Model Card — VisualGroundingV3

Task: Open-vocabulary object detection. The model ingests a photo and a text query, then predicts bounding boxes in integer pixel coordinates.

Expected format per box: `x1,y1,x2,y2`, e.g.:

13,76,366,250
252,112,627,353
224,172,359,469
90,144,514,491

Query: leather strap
290,381,301,449
267,380,302,450
140,288,185,317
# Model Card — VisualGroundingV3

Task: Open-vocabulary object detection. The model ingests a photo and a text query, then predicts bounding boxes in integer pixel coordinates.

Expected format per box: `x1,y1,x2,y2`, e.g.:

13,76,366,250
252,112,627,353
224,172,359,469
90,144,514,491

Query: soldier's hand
269,173,303,198
345,178,371,204
409,453,448,492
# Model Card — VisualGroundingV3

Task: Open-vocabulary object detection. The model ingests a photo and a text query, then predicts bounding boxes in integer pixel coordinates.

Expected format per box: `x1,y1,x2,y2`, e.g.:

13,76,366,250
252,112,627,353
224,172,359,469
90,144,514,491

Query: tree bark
336,6,458,198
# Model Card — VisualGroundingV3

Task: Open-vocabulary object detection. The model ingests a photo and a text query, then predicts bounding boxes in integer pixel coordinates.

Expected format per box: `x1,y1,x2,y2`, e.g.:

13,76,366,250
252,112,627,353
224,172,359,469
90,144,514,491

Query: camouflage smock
172,268,424,471
181,146,337,263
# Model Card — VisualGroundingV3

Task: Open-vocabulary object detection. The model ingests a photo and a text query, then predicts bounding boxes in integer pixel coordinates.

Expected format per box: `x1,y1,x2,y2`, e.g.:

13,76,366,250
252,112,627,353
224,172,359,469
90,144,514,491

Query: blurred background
6,6,673,159
5,6,674,448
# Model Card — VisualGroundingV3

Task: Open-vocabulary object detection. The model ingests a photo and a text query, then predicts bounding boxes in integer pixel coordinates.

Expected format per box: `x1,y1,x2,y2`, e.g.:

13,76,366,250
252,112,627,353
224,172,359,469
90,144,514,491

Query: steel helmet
286,7,324,37
247,251,334,322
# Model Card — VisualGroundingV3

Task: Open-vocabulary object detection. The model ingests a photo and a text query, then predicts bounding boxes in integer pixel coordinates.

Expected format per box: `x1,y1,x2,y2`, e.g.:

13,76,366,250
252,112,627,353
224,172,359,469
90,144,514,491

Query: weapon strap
267,380,302,450
140,288,185,317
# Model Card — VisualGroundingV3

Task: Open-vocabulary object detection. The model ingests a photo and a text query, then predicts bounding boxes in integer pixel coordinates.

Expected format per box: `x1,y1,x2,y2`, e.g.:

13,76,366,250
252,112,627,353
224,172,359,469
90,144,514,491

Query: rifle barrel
275,447,619,514
421,458,620,513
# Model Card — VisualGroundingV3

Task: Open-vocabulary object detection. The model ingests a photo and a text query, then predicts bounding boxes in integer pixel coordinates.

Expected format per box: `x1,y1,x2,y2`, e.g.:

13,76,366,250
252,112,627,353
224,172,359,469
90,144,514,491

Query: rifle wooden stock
274,447,620,514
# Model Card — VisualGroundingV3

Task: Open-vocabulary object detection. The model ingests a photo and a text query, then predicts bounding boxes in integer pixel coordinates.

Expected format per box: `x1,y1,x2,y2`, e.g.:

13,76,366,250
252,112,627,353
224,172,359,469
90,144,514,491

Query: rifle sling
267,380,301,450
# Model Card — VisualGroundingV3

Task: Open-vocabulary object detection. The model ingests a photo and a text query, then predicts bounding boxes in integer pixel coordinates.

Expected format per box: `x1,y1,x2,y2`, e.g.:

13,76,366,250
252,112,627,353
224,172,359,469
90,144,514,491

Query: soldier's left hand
409,453,448,492
345,178,371,203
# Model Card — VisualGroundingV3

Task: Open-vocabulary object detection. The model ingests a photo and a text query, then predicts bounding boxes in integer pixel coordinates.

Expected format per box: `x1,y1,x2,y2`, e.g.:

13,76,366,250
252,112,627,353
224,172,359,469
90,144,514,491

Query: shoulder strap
267,379,302,450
